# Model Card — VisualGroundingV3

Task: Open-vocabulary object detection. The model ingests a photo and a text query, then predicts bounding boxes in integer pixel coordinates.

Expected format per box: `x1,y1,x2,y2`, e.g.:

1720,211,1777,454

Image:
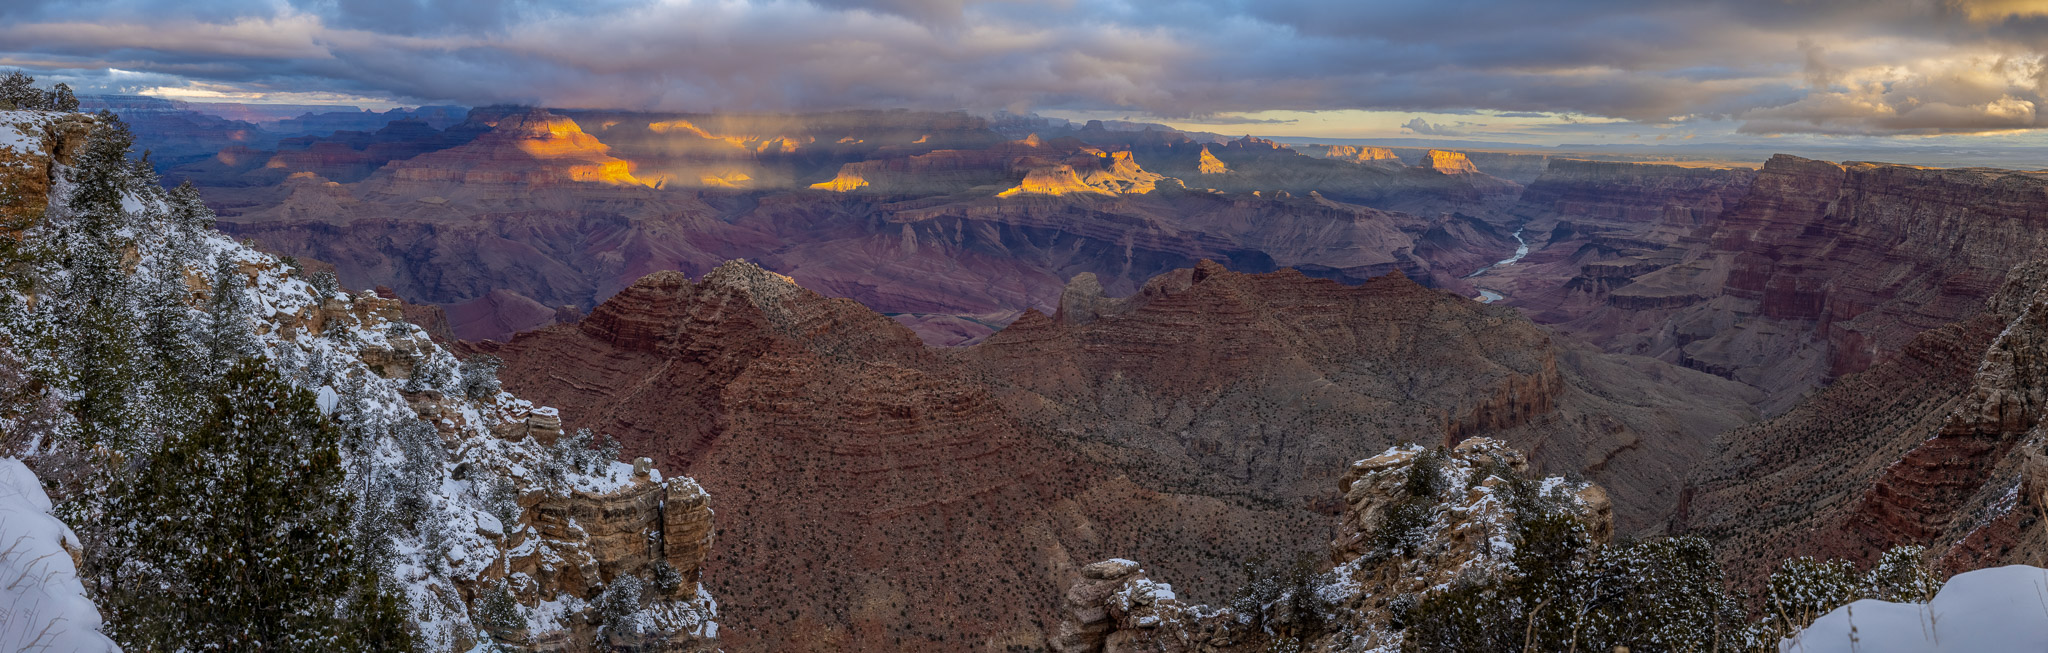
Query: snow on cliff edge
0,457,120,652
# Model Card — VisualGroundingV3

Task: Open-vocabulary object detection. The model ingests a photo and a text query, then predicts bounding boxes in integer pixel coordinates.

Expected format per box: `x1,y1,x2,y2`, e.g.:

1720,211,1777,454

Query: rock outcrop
228,253,724,652
1418,150,1480,175
1315,144,1402,166
1414,149,1552,184
0,111,94,225
1053,438,1611,653
1196,146,1229,175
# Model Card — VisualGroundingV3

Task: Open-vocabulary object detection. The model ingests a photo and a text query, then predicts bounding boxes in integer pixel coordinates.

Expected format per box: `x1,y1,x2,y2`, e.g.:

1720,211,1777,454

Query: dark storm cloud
3,0,2048,136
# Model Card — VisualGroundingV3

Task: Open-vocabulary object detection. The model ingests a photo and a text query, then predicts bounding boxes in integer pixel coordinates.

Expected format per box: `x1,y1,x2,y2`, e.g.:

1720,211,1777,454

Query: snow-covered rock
1781,565,2048,653
0,458,120,652
1,106,721,652
1054,438,1611,653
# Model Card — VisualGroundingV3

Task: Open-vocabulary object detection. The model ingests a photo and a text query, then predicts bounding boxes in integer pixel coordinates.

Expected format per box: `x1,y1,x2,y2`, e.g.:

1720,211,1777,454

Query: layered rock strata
1677,262,2048,582
1526,156,2048,408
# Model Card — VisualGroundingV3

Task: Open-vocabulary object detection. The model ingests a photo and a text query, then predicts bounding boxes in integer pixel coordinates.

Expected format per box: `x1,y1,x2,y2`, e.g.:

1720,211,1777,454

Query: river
1466,228,1527,303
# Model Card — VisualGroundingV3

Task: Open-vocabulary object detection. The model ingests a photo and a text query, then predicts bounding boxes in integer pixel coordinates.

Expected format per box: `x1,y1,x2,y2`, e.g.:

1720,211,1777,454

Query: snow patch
0,458,121,652
1781,565,2048,653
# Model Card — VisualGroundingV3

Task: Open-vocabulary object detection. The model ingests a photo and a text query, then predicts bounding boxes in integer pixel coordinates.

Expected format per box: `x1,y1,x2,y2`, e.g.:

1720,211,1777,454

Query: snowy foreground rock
0,458,119,652
1055,438,1610,653
1781,565,2048,653
2,107,722,651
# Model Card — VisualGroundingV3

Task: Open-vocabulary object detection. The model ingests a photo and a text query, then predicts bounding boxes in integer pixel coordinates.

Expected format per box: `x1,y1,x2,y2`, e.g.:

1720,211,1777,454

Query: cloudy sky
7,0,2048,146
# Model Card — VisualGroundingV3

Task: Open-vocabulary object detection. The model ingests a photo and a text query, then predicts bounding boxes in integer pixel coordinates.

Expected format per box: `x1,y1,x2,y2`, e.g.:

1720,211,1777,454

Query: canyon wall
1676,262,2048,583
1489,155,2048,411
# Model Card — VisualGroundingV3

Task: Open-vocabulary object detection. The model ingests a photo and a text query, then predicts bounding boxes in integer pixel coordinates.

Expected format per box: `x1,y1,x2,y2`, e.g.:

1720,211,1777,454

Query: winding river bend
1465,228,1528,303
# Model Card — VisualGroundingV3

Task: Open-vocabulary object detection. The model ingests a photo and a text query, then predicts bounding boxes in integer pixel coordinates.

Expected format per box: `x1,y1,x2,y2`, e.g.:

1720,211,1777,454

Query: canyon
82,99,2048,650
469,258,1753,650
153,107,1528,343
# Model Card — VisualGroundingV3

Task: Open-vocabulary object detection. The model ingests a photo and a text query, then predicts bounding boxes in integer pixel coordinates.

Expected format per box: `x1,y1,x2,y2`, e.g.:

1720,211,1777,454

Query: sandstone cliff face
1316,145,1402,166
502,472,718,652
1418,150,1479,175
1196,146,1230,175
1429,150,1552,184
1677,262,2048,583
1053,438,1611,653
0,111,94,226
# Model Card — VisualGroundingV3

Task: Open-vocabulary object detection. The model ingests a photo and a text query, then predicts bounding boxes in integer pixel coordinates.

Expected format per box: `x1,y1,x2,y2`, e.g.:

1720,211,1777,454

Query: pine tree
1863,545,1942,603
0,71,41,109
203,256,261,375
130,257,205,448
57,115,147,452
47,82,78,112
460,354,503,400
1759,556,1862,640
102,359,415,651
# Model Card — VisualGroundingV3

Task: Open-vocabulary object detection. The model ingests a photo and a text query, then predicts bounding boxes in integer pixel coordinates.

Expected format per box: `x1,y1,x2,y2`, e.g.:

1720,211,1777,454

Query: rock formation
1315,144,1402,166
1196,145,1229,175
1418,149,1480,175
473,261,1327,651
1411,149,1552,184
230,254,725,652
0,111,93,225
996,150,1167,197
1053,438,1611,653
